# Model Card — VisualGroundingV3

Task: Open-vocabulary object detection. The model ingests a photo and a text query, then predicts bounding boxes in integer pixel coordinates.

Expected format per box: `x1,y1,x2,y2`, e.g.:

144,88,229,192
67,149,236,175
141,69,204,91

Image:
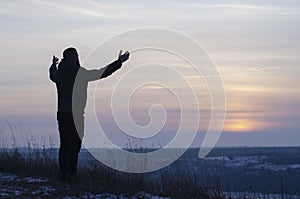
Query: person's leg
68,113,84,177
58,112,84,181
57,112,69,180
64,121,73,175
69,129,82,176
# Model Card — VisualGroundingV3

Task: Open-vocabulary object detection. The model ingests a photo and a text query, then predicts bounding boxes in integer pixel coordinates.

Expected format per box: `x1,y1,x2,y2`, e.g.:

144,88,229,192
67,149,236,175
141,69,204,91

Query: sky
0,0,299,148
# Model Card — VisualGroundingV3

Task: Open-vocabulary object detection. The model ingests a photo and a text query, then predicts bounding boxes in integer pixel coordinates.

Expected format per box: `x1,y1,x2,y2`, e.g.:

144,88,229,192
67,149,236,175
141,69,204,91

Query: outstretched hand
52,55,59,65
118,50,130,63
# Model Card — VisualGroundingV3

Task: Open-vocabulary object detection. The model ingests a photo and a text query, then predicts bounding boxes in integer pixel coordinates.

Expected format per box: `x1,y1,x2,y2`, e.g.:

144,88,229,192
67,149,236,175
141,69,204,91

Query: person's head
63,47,79,65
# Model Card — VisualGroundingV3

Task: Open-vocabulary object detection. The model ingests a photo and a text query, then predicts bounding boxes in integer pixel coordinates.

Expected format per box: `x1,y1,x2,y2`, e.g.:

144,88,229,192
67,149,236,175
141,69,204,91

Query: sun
224,119,255,132
231,124,249,131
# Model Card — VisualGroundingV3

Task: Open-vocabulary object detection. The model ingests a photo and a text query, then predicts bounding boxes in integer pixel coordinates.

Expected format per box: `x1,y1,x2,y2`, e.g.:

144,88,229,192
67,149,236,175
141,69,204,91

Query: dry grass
0,146,223,198
0,120,223,198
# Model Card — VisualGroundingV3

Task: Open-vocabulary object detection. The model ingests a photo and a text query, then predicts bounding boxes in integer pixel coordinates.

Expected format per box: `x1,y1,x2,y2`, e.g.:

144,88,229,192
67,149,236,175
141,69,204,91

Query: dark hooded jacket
49,59,122,114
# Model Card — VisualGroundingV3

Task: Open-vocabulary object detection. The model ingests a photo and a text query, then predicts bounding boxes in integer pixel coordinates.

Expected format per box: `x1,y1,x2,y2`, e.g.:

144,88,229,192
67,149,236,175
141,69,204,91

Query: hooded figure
49,47,130,182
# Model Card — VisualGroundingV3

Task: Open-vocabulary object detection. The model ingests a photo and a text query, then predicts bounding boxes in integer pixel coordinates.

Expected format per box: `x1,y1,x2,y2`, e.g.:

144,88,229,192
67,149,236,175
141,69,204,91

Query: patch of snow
17,177,48,183
40,185,56,195
82,193,118,199
80,192,170,199
0,192,9,197
0,188,24,196
204,156,230,161
223,156,270,168
0,173,17,181
252,163,300,171
223,191,300,199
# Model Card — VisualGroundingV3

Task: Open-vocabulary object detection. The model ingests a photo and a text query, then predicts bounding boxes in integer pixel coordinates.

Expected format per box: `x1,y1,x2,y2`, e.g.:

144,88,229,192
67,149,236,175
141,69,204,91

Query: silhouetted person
49,47,130,182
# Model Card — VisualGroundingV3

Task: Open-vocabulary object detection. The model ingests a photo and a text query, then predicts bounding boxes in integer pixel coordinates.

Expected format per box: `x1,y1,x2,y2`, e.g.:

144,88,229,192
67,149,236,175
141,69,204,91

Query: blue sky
0,0,299,148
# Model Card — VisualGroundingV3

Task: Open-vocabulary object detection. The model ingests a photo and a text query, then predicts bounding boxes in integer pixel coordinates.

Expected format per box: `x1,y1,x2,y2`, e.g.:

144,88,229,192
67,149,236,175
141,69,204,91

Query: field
0,146,300,198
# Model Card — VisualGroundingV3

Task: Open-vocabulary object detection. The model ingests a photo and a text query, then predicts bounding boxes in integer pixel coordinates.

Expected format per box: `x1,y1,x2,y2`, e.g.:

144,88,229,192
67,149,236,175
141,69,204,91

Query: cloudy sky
0,0,299,148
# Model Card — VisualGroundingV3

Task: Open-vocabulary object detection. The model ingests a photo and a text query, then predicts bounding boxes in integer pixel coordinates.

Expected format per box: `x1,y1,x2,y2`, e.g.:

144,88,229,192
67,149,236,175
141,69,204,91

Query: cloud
34,0,118,18
178,3,280,11
0,0,299,147
0,0,122,19
176,1,300,15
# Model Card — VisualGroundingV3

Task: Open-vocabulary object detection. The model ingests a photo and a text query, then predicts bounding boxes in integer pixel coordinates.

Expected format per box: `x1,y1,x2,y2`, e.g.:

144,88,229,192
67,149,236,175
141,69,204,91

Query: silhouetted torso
50,59,122,114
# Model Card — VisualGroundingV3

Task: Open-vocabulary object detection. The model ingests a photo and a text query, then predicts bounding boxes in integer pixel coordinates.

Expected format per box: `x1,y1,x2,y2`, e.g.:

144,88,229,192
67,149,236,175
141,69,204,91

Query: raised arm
49,55,59,82
83,50,130,82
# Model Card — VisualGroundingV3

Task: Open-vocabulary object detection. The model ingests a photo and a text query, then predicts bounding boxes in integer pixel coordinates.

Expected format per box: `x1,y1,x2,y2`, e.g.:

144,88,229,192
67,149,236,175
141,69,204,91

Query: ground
0,173,168,199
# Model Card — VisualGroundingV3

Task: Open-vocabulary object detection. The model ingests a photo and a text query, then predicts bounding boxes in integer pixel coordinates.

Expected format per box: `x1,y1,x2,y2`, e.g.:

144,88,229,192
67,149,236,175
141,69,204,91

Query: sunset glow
0,0,299,147
224,120,257,132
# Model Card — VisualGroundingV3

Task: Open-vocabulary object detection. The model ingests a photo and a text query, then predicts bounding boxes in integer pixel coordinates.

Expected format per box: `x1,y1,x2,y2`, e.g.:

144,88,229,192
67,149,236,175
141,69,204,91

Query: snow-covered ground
0,173,169,199
1,147,300,198
1,172,299,199
222,191,300,199
204,155,300,171
0,173,54,198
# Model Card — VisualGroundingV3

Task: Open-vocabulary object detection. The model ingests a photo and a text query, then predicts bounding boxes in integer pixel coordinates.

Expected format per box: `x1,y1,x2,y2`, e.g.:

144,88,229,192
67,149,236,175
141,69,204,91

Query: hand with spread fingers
52,55,59,66
118,50,130,63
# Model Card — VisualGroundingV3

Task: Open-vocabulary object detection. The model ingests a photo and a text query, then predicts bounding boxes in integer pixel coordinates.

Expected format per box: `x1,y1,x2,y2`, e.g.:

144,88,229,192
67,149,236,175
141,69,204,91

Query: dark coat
49,59,122,114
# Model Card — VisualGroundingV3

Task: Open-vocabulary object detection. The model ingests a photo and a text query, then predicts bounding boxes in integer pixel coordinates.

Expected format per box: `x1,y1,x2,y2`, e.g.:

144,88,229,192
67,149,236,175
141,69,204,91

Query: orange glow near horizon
226,124,252,132
224,119,264,133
